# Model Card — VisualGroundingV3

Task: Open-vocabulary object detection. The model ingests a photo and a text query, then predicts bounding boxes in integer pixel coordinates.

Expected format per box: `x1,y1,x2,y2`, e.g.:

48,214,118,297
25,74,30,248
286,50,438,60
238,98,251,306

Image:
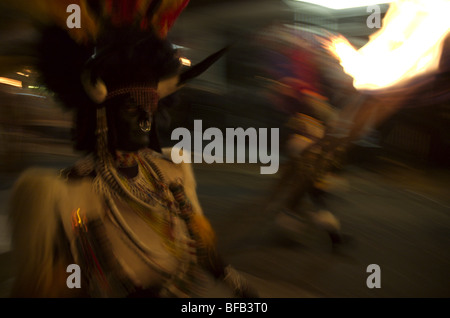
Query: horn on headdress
80,46,109,104
179,46,230,85
157,46,230,99
81,71,108,104
83,43,230,104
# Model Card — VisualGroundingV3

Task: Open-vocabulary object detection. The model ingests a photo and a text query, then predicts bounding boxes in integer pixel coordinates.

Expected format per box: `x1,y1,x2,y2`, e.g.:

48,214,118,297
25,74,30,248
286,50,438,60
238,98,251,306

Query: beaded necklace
98,151,203,296
115,150,173,209
101,150,190,261
72,107,205,297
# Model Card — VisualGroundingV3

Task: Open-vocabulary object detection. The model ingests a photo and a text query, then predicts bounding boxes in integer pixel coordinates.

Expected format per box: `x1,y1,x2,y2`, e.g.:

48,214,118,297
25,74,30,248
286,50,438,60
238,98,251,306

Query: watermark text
171,120,279,174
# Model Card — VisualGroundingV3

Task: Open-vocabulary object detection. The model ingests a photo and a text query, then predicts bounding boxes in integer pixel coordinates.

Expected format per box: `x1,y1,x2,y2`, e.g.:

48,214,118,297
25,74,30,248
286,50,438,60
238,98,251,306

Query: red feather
157,0,189,37
91,0,190,36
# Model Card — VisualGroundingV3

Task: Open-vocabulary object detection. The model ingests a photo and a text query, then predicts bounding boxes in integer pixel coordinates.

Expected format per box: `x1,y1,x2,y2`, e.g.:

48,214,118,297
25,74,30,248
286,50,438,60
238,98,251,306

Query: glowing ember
323,0,450,90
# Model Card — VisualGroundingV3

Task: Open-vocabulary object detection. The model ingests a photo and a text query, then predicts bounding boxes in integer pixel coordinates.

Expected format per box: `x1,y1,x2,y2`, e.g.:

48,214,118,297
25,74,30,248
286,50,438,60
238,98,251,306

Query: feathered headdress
1,0,226,152
3,0,189,43
2,0,227,105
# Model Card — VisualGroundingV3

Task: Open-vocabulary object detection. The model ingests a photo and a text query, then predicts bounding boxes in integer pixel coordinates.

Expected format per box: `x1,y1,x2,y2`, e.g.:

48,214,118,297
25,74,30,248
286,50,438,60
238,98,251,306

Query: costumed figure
258,25,347,246
6,0,257,298
262,22,450,247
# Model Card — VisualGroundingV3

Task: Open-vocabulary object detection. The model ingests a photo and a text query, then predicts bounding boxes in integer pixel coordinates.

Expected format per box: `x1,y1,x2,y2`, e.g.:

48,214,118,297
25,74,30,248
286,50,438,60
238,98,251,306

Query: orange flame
324,0,450,90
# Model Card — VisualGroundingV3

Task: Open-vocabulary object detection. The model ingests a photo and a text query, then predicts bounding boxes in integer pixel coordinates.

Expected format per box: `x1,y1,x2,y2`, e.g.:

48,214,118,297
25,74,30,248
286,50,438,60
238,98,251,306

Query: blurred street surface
0,145,449,298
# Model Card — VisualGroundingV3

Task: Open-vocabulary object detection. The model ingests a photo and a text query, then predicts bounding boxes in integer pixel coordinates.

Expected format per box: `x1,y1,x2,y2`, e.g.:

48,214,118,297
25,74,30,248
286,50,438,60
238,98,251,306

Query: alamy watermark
367,5,382,29
366,264,381,288
66,264,81,289
171,120,280,175
66,4,81,29
66,263,382,290
67,3,383,30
